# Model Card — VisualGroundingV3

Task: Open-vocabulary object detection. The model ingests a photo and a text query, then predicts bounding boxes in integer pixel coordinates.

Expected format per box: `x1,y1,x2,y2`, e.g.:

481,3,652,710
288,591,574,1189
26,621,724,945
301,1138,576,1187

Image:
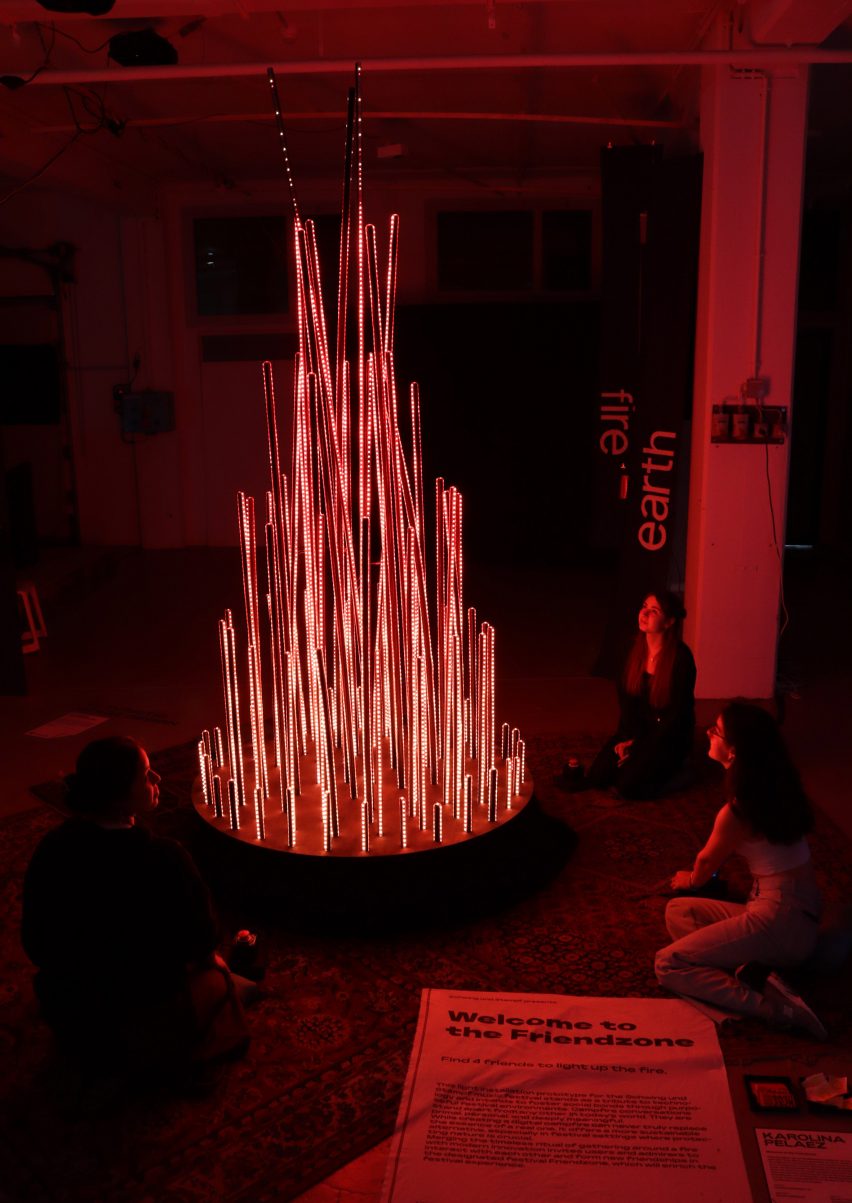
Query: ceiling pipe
37,109,688,133
22,48,852,88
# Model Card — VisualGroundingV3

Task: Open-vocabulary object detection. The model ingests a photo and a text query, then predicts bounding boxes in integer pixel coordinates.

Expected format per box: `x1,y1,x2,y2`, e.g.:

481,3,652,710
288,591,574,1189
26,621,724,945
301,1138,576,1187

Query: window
436,207,593,296
193,216,288,317
437,211,534,292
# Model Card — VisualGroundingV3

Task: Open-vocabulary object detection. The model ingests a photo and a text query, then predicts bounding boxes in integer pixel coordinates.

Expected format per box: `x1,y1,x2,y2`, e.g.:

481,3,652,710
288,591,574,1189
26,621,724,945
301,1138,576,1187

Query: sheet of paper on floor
26,713,108,739
757,1128,852,1203
382,989,752,1203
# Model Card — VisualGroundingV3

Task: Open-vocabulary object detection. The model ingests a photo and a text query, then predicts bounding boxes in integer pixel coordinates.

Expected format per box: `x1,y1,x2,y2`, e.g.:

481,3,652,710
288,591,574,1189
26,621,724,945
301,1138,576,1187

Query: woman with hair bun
655,702,826,1038
22,736,251,1077
577,590,696,800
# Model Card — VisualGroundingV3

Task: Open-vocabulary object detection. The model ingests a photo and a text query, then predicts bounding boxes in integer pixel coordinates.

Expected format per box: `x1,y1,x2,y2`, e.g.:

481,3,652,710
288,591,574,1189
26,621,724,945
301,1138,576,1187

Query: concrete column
685,64,809,698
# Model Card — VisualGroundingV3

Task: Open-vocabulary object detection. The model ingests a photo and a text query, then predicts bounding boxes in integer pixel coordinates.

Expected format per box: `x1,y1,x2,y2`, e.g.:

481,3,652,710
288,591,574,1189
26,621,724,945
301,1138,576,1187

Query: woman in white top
655,702,826,1037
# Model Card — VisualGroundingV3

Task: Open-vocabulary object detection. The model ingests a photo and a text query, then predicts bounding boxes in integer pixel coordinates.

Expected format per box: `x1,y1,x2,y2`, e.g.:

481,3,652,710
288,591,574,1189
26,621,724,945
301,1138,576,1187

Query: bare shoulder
715,801,751,837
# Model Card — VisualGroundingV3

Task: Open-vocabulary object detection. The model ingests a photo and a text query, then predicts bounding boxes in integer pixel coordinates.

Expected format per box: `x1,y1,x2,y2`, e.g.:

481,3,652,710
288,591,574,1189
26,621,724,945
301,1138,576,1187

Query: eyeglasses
707,723,726,740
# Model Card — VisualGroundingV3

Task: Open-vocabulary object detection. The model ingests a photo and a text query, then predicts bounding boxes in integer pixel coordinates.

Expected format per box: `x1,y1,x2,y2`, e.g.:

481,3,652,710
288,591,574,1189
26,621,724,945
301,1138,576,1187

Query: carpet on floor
3,735,851,1202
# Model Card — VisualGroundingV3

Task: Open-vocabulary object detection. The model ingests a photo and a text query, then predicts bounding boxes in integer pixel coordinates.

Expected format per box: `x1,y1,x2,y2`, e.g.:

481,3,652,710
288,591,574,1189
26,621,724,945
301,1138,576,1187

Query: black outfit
586,641,696,799
21,818,218,1061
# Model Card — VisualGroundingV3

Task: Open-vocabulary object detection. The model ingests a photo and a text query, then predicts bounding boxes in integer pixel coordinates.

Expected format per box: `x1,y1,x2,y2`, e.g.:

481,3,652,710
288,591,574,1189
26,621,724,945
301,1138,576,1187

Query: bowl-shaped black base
192,791,576,933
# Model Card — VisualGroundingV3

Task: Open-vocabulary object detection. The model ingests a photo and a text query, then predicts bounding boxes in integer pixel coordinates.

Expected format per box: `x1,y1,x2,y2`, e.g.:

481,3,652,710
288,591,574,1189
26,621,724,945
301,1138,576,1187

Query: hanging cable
0,132,81,206
36,22,112,56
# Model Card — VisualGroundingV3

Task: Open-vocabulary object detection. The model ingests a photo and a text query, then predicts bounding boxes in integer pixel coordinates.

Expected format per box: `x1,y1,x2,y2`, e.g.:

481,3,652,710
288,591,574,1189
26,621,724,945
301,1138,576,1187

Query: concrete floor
4,543,851,1202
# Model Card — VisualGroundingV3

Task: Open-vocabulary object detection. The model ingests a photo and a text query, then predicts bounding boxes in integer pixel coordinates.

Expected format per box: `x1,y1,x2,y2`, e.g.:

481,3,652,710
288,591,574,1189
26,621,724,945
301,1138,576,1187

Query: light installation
195,67,531,856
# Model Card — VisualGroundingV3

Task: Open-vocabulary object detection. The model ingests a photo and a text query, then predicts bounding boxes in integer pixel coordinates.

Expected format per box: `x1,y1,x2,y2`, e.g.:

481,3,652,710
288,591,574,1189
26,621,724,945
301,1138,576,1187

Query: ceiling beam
0,0,616,18
18,47,852,88
35,108,688,134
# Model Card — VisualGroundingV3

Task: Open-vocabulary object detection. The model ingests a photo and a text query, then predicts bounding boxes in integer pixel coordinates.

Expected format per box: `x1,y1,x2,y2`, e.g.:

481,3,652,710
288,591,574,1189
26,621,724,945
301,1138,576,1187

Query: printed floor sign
757,1129,852,1202
382,989,751,1203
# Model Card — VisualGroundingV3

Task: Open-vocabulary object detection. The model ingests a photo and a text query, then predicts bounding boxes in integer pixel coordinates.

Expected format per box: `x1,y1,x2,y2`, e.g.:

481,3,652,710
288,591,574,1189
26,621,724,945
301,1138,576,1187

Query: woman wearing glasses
655,702,826,1037
573,590,696,800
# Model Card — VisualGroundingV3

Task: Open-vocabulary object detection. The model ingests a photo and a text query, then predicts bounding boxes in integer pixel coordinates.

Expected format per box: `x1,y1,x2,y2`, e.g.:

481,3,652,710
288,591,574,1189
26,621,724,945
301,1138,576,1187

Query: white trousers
655,864,822,1015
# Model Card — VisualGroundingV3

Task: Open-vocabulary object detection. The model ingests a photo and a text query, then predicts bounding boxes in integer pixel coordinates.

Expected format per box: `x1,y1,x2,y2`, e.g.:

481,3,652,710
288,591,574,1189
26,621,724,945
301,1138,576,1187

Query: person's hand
671,870,693,891
614,739,633,764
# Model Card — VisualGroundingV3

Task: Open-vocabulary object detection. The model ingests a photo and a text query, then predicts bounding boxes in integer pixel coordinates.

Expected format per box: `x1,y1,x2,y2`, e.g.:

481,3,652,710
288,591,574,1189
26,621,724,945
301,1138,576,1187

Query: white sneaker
762,972,828,1041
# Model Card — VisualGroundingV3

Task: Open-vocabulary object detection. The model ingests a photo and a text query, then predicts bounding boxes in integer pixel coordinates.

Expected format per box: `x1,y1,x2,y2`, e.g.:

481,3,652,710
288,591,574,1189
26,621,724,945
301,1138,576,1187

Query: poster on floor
756,1129,852,1202
381,989,751,1203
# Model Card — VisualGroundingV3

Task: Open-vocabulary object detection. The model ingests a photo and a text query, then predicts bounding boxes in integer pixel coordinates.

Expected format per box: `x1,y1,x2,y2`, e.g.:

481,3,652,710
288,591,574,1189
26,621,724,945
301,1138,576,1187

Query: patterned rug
2,736,851,1202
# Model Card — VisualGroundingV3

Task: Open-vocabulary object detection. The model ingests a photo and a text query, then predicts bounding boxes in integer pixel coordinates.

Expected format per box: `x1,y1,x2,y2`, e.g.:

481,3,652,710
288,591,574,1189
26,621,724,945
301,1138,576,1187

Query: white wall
0,189,139,545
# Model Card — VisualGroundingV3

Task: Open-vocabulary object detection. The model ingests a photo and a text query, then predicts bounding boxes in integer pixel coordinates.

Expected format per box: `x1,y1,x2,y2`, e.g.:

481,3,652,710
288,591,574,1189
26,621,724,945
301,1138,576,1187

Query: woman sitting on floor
581,590,696,800
21,736,253,1077
655,702,826,1038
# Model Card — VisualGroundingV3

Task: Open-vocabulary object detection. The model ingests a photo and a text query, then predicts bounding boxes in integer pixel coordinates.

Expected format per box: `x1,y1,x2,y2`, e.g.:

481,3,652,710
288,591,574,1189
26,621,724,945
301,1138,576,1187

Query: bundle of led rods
197,71,526,855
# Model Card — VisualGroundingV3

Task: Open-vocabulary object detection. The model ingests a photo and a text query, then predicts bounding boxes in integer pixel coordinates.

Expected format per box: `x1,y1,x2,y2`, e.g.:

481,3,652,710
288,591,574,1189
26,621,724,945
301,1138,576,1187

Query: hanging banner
594,148,702,674
591,144,661,558
382,989,751,1203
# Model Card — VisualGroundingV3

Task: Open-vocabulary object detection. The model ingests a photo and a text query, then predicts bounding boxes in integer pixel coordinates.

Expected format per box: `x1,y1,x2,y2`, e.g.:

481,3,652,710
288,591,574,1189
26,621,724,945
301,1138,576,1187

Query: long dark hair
65,736,144,817
722,702,813,843
623,590,686,708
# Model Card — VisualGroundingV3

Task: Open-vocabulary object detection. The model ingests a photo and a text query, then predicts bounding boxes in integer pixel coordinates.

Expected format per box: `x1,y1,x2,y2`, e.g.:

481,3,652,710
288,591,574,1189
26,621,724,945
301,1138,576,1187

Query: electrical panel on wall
116,390,175,435
710,404,787,444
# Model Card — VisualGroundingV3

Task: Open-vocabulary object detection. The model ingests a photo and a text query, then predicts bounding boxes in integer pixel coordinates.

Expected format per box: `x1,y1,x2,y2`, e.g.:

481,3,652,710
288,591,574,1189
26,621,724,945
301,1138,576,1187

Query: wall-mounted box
710,404,787,444
118,390,175,435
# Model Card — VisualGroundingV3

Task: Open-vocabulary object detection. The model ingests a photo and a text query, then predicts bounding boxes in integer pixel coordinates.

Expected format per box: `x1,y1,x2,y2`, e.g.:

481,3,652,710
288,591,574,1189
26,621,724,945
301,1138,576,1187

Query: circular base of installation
192,747,576,930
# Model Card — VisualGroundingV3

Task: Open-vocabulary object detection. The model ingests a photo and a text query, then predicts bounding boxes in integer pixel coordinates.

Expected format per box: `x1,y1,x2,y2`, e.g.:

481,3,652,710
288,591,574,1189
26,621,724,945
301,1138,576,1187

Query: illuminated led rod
439,486,466,810
212,774,223,819
463,774,473,832
476,622,497,805
467,606,477,760
219,612,246,808
361,799,370,852
262,359,295,773
335,85,355,485
267,68,300,225
451,493,465,809
315,647,340,837
370,374,404,785
435,478,445,760
283,648,301,800
301,224,362,639
228,779,240,831
390,377,439,785
355,64,366,548
300,223,357,647
254,787,267,841
291,356,319,751
264,548,283,781
197,738,211,808
291,352,354,784
362,347,438,804
302,349,360,791
433,802,443,844
486,622,496,782
361,516,375,817
239,492,269,803
365,245,406,782
285,786,295,847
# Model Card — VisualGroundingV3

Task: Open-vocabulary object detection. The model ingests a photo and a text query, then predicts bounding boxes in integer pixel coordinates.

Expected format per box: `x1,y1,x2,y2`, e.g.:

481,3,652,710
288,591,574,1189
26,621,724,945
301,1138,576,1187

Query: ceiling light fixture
108,29,177,68
36,0,115,13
